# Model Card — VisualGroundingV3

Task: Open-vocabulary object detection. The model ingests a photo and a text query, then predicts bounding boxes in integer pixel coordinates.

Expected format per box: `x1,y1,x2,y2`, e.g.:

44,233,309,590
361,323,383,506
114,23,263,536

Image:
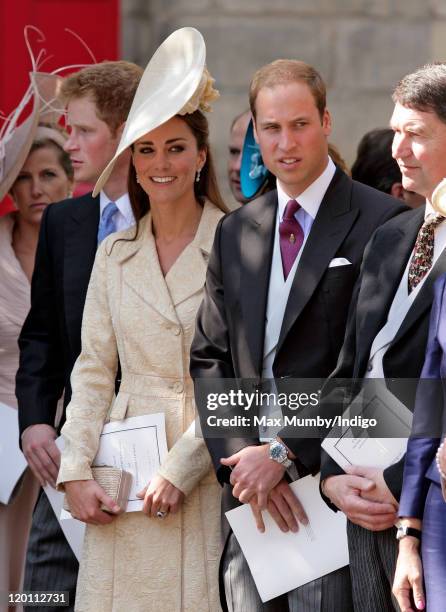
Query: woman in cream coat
58,29,228,612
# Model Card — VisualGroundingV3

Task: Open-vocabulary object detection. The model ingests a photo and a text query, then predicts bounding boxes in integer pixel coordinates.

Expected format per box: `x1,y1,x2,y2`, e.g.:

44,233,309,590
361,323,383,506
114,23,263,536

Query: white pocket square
328,257,352,268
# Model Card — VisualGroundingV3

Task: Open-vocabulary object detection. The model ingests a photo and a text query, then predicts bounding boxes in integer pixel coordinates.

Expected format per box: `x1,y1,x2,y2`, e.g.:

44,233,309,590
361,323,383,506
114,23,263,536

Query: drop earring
136,175,141,184
195,168,201,183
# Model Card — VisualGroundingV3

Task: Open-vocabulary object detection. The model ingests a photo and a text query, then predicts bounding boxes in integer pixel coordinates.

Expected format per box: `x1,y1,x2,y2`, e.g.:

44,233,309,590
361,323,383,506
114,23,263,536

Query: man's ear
322,109,332,136
115,121,126,140
391,182,404,200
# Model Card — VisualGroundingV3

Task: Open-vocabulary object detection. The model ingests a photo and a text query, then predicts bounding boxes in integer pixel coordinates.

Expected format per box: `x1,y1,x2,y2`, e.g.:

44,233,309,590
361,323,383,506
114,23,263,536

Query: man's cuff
319,476,339,513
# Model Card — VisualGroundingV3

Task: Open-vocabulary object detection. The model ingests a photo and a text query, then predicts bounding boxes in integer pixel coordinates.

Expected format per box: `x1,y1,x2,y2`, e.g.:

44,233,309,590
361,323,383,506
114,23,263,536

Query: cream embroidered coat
58,201,224,612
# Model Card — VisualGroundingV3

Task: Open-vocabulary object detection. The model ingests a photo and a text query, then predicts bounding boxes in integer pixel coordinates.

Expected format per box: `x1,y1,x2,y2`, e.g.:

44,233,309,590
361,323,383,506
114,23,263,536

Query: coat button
367,361,373,372
174,327,181,336
173,381,183,393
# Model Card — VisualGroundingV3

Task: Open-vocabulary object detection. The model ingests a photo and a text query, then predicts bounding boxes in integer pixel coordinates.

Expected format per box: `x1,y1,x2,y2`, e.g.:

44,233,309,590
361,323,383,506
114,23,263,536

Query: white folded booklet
47,412,168,562
0,402,27,504
225,474,348,602
92,413,168,512
321,382,413,470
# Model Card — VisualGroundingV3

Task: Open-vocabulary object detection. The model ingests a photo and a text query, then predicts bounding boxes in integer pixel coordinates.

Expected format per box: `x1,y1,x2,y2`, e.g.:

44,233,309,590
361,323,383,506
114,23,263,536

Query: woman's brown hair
128,110,228,227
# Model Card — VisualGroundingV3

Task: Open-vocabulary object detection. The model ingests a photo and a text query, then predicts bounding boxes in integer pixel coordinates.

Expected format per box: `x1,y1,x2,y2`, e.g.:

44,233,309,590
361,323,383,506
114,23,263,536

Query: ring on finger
156,510,168,519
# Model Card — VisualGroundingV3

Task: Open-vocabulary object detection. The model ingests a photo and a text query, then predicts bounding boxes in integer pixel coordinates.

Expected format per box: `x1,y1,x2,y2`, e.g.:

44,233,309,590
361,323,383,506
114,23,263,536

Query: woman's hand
64,480,121,525
392,538,425,612
137,474,185,518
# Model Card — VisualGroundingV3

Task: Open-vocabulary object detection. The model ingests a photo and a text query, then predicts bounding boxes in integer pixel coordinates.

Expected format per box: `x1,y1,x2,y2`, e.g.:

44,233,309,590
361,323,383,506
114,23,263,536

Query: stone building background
121,0,446,207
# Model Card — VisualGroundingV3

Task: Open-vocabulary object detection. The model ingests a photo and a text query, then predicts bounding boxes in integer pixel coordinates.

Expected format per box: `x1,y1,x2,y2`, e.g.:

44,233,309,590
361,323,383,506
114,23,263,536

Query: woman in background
0,117,73,603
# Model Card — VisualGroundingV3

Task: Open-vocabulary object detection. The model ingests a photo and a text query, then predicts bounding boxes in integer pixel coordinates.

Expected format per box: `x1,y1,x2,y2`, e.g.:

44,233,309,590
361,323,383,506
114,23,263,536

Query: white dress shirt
99,191,135,232
276,156,336,240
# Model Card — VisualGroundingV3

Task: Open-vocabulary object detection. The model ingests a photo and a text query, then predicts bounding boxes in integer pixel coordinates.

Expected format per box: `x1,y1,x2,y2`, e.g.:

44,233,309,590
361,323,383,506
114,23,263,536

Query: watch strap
397,525,422,541
404,527,422,540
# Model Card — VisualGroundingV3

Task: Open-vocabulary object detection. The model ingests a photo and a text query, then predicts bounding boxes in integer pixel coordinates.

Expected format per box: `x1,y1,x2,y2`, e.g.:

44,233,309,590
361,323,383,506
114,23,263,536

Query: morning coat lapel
165,201,224,306
276,169,358,356
355,207,424,374
117,213,179,326
63,193,99,355
241,191,277,376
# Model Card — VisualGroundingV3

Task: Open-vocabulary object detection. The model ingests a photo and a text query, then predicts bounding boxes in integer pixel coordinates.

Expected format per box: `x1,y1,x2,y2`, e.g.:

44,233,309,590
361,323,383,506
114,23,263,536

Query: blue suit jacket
399,273,446,518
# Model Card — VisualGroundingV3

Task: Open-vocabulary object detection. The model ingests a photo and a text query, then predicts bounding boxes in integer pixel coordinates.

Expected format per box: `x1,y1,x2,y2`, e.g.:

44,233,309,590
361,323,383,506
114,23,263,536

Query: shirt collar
424,200,436,221
99,190,135,224
276,156,336,220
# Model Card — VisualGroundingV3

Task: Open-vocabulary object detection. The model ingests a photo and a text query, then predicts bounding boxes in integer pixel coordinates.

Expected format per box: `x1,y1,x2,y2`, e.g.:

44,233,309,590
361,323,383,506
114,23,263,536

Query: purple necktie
279,199,304,280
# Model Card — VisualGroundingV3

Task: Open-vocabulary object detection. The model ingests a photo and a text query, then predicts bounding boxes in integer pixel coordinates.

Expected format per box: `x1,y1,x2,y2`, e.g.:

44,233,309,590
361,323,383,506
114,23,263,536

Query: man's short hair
249,59,326,121
392,62,446,124
60,61,143,134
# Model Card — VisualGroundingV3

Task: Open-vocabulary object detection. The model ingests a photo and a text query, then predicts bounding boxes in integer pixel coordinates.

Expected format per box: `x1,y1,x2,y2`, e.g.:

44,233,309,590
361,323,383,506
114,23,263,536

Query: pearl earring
136,175,140,184
195,168,201,183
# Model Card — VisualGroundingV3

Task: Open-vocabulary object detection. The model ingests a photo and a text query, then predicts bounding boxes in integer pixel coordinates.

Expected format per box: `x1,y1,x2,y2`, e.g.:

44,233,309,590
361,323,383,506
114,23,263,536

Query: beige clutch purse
63,466,133,514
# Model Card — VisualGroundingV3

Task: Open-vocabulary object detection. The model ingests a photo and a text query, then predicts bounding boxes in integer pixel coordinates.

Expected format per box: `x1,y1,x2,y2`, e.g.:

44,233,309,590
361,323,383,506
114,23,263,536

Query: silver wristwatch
396,523,422,541
269,440,292,468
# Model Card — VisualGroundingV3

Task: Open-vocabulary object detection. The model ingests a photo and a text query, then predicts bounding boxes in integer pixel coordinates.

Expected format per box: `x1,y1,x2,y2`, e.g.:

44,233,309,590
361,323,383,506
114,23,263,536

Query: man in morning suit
190,59,407,612
320,62,446,611
16,61,142,610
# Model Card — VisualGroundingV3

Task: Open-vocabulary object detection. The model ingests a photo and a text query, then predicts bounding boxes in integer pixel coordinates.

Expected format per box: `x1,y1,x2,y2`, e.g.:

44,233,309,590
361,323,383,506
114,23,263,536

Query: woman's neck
151,195,203,243
12,215,40,254
12,215,40,281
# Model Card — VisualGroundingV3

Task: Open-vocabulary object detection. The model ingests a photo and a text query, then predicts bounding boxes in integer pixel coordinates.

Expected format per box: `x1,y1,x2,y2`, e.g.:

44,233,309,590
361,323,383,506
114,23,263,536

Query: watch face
270,443,286,462
396,527,406,540
396,526,421,541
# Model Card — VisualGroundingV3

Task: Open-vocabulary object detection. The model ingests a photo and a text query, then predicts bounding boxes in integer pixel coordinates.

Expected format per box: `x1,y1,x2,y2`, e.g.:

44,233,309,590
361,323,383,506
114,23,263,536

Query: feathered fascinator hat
93,27,218,197
0,26,95,201
240,118,272,200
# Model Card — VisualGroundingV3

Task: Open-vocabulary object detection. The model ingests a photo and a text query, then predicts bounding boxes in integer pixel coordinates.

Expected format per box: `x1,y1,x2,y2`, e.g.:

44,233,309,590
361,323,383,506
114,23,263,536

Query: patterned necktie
408,213,445,293
279,199,304,280
97,201,118,245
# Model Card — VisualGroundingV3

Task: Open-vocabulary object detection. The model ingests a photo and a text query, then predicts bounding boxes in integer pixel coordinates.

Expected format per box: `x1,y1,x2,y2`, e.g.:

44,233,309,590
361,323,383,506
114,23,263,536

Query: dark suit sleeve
190,218,258,484
16,204,65,440
397,275,446,514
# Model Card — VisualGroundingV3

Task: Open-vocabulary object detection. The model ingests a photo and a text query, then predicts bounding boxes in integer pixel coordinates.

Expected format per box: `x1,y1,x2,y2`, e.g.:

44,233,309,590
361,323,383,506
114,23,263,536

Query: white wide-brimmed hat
93,27,218,197
0,71,65,201
432,178,446,215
